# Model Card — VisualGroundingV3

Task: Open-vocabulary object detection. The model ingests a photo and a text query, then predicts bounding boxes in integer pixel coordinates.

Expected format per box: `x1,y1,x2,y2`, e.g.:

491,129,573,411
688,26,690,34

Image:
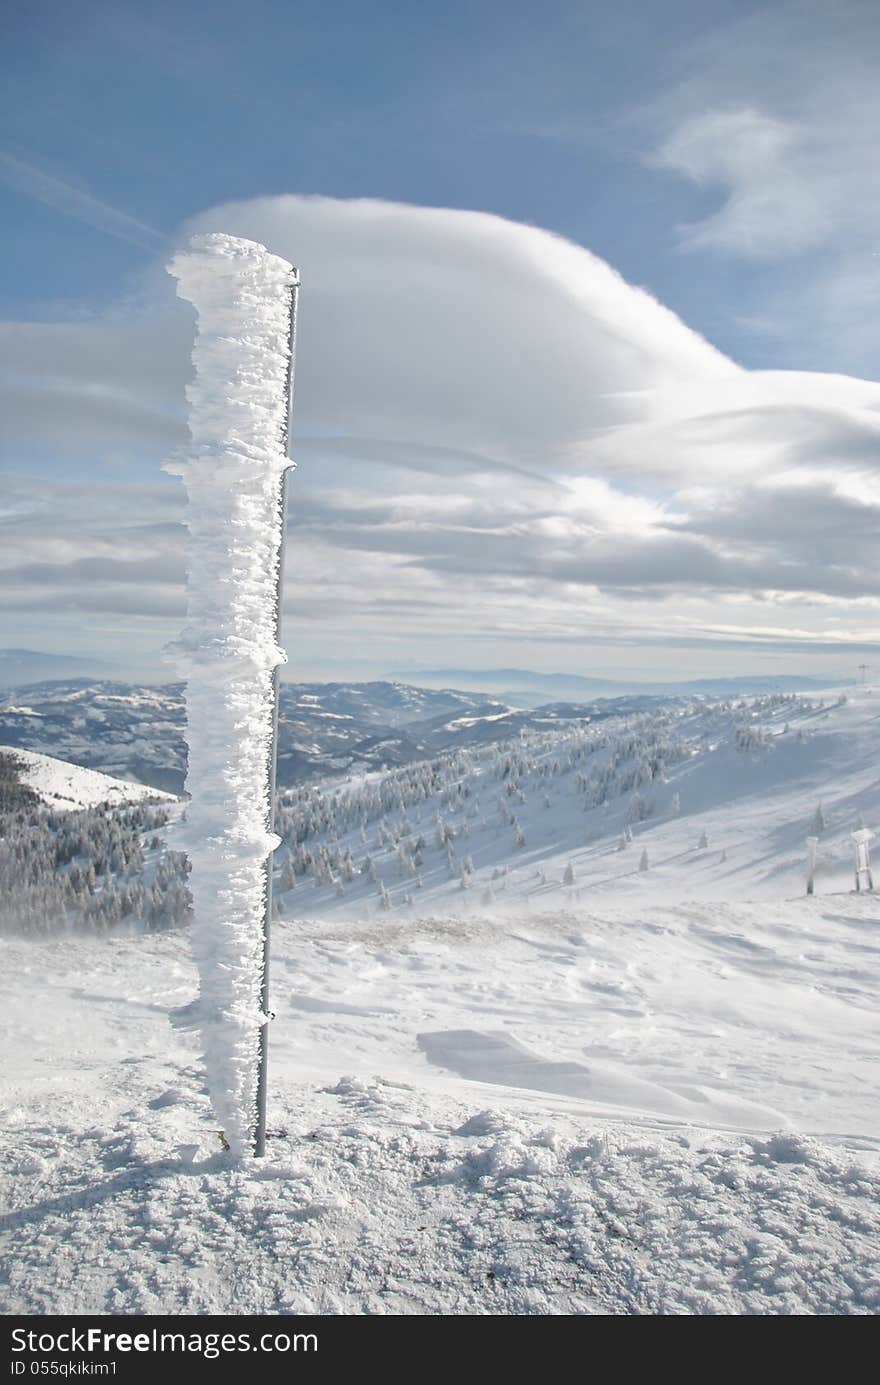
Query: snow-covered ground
1,689,877,1314
1,894,877,1314
0,746,176,811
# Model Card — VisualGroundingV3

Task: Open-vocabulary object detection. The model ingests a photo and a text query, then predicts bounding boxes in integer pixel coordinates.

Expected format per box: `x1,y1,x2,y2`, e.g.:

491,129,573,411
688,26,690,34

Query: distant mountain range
392,667,850,704
0,677,674,794
4,651,848,708
0,649,114,691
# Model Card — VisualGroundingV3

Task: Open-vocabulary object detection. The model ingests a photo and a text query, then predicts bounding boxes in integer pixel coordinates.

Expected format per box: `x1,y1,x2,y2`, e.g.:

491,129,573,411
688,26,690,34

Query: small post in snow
166,234,299,1159
805,835,818,896
851,828,874,893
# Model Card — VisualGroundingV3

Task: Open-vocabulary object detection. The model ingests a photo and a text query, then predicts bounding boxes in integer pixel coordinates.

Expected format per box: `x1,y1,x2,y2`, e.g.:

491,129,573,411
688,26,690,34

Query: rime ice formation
166,233,297,1157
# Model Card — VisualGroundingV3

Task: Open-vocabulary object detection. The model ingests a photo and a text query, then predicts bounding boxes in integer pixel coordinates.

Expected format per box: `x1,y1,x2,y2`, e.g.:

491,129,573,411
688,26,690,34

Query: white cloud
654,107,833,259
1,194,879,676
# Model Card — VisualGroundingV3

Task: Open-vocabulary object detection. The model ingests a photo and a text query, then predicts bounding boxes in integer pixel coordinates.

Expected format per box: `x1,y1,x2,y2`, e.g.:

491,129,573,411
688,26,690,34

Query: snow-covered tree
279,853,296,892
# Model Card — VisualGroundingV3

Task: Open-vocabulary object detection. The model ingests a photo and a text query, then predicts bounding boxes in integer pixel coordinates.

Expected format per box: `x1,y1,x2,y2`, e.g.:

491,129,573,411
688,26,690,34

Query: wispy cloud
644,0,880,372
653,107,827,260
0,150,166,251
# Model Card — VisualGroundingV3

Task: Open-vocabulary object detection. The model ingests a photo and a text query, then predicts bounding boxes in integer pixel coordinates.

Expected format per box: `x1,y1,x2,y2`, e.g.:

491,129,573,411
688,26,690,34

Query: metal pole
806,835,817,896
254,270,300,1158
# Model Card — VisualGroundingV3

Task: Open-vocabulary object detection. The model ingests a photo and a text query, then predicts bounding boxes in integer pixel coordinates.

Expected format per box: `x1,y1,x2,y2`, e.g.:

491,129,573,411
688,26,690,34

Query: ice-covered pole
165,233,299,1158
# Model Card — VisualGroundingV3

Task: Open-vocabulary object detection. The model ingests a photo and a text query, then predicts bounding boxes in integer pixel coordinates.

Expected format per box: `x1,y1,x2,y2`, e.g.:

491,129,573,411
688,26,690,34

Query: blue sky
2,1,879,681
3,0,848,370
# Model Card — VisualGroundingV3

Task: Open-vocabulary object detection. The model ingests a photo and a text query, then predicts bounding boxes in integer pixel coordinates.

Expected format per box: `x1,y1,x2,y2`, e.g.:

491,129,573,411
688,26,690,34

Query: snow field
1,888,877,1314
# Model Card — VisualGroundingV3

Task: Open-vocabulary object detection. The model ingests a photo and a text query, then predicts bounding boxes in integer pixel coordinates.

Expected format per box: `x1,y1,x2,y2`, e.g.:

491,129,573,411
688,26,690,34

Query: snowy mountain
0,681,187,795
0,745,176,811
0,677,664,794
271,686,877,917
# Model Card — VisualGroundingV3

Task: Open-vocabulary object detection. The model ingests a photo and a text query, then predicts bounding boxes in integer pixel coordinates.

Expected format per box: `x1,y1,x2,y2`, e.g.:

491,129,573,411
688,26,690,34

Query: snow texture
1,909,877,1315
165,233,297,1157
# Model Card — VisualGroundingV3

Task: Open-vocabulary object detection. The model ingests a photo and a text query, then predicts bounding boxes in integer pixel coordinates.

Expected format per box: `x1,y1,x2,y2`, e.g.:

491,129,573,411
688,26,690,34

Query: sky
1,0,879,683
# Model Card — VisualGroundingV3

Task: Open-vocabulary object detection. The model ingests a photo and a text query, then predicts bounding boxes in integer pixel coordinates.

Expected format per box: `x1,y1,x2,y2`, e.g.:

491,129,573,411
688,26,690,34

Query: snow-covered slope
0,679,517,792
0,746,176,810
273,688,880,918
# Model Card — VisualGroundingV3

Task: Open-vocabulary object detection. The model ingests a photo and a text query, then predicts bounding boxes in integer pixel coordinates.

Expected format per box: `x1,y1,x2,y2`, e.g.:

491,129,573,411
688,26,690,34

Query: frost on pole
165,233,297,1158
